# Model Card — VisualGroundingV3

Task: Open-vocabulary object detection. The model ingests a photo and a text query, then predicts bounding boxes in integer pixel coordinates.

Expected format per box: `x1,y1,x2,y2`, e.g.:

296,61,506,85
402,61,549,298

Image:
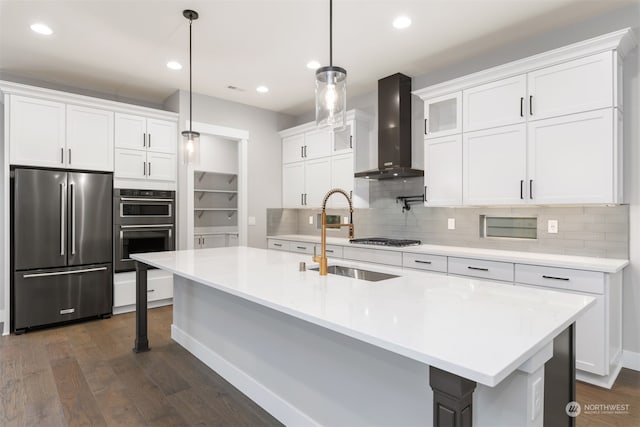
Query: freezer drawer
13,263,112,331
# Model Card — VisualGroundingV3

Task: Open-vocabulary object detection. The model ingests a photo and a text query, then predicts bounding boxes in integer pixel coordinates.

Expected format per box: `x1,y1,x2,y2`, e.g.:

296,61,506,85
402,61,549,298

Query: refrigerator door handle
70,183,76,255
23,266,108,278
60,182,65,256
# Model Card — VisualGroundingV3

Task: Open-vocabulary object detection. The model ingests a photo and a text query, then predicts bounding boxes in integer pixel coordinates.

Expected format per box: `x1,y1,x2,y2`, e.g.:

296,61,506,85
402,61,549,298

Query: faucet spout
312,188,355,275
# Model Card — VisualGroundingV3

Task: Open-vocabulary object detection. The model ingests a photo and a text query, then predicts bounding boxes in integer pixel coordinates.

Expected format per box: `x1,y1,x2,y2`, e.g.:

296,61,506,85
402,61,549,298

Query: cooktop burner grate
349,237,421,247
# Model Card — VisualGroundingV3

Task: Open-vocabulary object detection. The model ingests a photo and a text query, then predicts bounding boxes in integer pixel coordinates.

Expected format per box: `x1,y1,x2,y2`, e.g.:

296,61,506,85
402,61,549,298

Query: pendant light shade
315,0,346,129
182,9,200,164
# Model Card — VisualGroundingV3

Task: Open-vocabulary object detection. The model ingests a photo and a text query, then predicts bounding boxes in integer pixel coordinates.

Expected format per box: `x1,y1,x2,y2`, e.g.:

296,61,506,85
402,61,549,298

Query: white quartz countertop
268,234,629,273
132,247,594,387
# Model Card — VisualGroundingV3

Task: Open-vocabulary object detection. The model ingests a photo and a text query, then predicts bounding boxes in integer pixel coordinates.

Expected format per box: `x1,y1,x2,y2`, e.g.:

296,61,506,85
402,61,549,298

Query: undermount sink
309,265,399,282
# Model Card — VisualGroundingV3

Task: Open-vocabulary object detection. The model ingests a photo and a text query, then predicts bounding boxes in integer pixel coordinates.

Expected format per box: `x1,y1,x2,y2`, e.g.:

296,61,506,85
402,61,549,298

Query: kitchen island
132,246,594,426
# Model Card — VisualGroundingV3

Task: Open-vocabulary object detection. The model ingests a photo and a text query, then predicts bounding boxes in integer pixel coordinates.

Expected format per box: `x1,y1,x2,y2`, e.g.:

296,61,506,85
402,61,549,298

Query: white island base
172,275,551,426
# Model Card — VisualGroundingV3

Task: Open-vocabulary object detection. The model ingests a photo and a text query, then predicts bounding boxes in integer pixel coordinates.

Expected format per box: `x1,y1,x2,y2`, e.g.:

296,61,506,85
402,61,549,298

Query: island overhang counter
131,246,594,426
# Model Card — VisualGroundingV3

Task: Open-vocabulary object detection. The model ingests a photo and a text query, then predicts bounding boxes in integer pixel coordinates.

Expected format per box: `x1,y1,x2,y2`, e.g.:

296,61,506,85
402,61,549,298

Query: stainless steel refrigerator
11,168,113,333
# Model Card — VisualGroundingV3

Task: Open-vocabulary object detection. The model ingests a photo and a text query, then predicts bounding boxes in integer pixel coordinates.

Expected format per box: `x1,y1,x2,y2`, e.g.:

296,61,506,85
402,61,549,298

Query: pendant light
315,0,346,129
182,9,200,164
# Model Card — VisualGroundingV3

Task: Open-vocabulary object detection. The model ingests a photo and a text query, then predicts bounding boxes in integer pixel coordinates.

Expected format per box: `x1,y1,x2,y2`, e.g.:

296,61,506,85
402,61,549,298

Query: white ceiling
0,0,633,116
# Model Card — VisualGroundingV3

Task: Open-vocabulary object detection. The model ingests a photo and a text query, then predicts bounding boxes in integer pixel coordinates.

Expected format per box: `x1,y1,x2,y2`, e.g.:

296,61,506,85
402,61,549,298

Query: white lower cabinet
113,270,173,314
402,252,447,273
342,247,402,267
448,257,514,283
194,234,238,249
515,264,621,383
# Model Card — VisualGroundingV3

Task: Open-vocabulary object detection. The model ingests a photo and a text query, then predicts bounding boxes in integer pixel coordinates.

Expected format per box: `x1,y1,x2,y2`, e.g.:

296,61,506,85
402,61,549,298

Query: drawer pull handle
273,243,282,247
468,266,489,272
415,260,432,265
296,246,307,250
326,249,334,253
542,275,570,281
147,289,155,293
60,308,75,315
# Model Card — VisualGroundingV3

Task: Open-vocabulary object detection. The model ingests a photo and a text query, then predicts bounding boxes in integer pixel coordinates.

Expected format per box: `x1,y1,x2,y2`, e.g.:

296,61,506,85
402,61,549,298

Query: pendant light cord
329,0,333,66
189,17,193,134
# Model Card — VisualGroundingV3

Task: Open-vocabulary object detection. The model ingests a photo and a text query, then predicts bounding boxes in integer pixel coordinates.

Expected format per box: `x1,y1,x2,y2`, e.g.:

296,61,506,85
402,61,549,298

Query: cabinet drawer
289,242,314,254
147,275,173,302
515,264,604,294
268,239,291,251
114,270,172,307
402,252,447,273
314,244,344,258
343,247,402,266
448,257,514,282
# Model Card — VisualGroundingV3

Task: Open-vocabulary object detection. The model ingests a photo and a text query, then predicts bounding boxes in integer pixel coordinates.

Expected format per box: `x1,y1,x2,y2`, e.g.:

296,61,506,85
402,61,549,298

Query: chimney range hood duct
355,73,423,180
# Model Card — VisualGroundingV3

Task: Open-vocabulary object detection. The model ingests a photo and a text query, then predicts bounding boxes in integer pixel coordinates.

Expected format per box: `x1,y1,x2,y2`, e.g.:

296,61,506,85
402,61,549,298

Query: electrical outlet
308,216,313,225
531,378,542,421
547,219,558,234
448,218,455,230
248,216,256,226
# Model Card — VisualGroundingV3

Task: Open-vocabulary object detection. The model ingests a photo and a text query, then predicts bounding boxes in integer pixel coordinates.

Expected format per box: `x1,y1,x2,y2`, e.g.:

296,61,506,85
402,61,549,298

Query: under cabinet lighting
30,23,53,35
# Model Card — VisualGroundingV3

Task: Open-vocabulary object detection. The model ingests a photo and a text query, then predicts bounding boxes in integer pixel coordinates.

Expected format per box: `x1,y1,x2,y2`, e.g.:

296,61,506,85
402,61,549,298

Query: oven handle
120,224,174,229
119,197,174,203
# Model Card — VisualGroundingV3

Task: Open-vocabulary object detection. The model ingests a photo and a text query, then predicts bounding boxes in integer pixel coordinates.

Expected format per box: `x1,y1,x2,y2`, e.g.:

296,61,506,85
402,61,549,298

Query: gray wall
164,90,295,249
286,4,640,354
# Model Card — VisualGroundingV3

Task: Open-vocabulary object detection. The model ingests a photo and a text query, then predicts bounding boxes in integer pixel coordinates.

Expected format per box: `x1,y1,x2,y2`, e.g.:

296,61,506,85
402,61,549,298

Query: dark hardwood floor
0,306,282,426
1,305,638,426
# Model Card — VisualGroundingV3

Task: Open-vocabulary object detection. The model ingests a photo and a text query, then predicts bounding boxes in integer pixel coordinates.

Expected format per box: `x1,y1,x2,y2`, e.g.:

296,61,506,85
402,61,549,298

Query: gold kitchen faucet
312,188,354,275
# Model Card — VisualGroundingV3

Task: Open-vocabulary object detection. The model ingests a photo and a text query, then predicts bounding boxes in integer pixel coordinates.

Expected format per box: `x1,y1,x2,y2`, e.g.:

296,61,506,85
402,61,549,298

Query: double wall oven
114,189,175,272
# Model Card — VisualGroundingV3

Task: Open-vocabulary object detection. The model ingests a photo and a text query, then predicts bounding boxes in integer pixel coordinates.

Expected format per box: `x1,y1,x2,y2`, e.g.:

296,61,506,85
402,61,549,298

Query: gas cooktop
349,237,421,247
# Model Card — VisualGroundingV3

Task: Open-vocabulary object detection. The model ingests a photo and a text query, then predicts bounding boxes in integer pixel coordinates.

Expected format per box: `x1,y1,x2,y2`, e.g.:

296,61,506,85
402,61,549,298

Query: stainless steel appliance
11,168,113,333
113,189,175,273
349,237,421,247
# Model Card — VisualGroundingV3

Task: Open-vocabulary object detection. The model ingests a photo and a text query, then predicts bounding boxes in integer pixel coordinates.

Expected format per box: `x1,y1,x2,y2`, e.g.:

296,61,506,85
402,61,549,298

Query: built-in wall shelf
193,171,239,238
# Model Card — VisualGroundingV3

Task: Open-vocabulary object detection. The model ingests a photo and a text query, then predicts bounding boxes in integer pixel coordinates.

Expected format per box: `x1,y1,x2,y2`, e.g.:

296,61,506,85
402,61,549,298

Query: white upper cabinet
463,75,527,132
304,157,332,207
146,118,177,154
9,95,113,171
282,162,305,208
329,153,355,208
9,95,66,168
333,124,353,154
463,124,527,205
66,105,114,171
424,92,462,139
282,134,305,164
528,109,615,204
113,148,146,179
424,134,462,206
527,51,614,121
114,113,146,151
304,129,332,160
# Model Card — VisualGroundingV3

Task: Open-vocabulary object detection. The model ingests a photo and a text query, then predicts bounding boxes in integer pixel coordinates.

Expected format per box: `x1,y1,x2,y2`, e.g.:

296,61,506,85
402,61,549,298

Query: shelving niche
193,171,239,249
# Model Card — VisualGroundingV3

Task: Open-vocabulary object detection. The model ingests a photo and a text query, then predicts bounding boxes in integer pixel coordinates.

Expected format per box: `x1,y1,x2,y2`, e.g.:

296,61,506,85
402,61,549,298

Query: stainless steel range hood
355,73,423,180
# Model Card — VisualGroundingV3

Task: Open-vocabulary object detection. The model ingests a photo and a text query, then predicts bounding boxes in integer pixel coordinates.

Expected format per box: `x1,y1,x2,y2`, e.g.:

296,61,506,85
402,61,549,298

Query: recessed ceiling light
256,86,269,93
30,23,53,35
166,61,182,70
306,60,321,70
392,16,411,29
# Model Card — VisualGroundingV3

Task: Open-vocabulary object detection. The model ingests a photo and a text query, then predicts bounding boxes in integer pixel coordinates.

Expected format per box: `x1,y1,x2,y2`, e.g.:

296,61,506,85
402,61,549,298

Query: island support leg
134,261,150,353
429,366,477,427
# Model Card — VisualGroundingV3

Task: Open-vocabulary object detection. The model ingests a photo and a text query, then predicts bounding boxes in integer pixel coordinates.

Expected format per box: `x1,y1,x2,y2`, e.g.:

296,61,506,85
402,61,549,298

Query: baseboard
171,324,319,427
622,350,640,372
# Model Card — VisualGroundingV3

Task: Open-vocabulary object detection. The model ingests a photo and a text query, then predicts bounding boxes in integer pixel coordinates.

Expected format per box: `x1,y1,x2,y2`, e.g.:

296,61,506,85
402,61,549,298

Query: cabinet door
194,235,203,249
304,129,332,159
115,113,146,150
202,235,227,248
463,124,526,205
147,118,177,154
463,75,527,132
283,162,305,208
424,92,462,138
424,134,462,206
304,157,331,207
9,95,66,168
333,122,353,154
66,105,114,171
282,134,305,164
329,153,354,208
114,149,146,179
528,51,613,121
227,234,239,247
528,109,614,204
147,152,176,181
